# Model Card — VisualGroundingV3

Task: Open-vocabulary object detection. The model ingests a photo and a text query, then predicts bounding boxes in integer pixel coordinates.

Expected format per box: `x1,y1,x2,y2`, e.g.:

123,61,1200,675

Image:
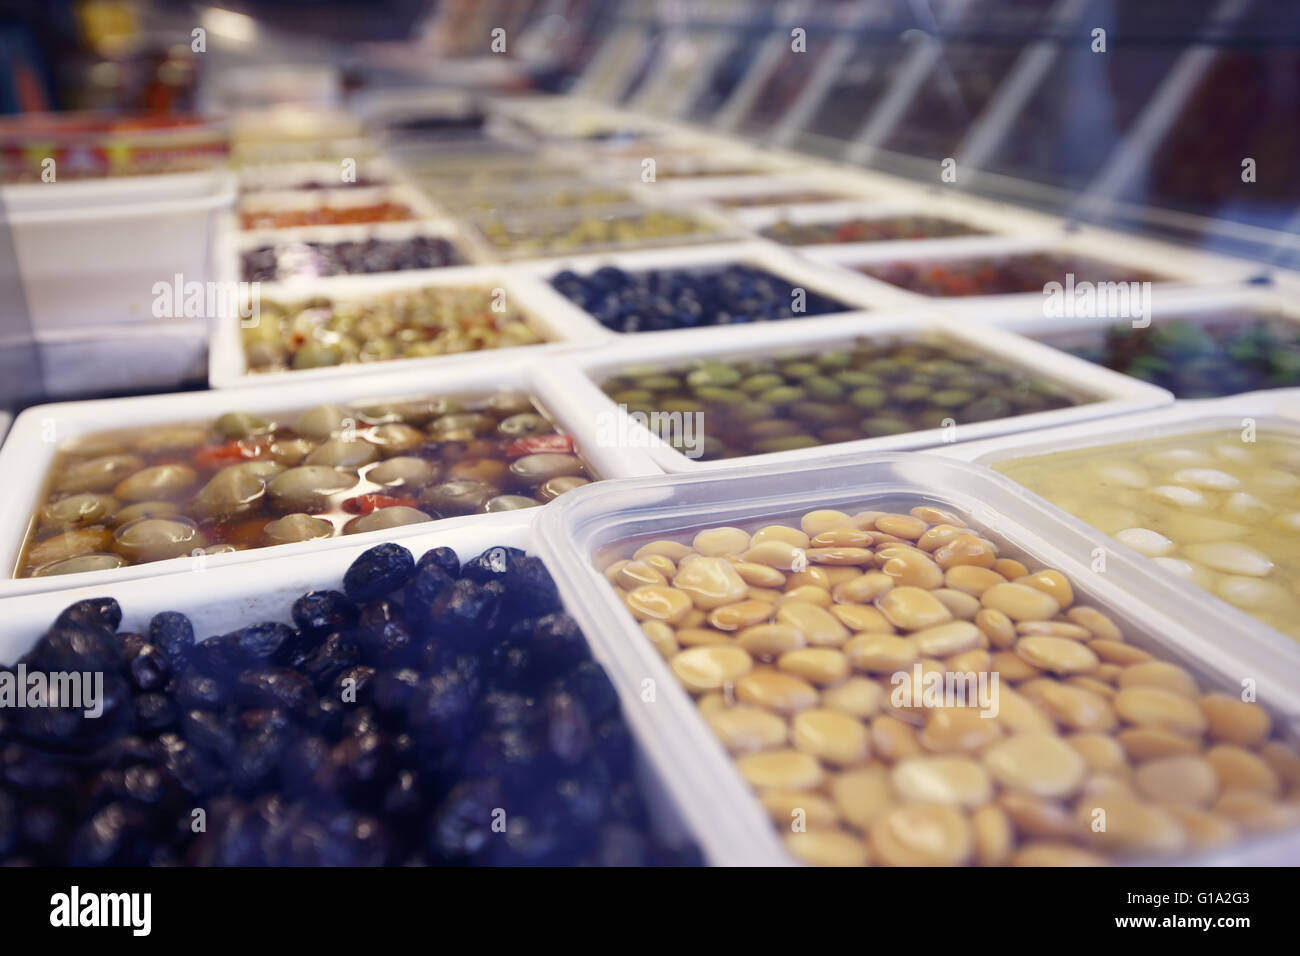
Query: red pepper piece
505,434,574,459
342,493,419,515
194,439,267,470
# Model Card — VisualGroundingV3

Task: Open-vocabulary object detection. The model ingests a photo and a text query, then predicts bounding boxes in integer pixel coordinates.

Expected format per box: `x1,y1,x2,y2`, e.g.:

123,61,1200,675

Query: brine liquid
994,429,1300,640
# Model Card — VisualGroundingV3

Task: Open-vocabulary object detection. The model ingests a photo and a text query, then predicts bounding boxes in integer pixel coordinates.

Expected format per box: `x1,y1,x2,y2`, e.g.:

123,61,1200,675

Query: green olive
215,412,273,440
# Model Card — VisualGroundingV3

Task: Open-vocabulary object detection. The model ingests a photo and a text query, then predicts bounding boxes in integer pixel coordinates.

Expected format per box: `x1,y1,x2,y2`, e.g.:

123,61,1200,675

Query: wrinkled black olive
427,778,502,862
128,643,171,693
417,545,459,578
291,589,358,638
343,543,415,603
54,598,122,634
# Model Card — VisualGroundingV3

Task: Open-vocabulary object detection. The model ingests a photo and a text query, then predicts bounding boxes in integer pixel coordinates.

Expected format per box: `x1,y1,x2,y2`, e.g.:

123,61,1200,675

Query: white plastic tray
802,230,1269,309
534,452,1300,866
535,309,1173,474
734,196,1064,258
0,520,703,863
951,282,1300,337
0,357,660,598
234,182,441,231
452,200,746,264
933,389,1300,662
207,264,608,388
509,239,900,332
225,217,486,286
5,171,236,333
237,157,397,193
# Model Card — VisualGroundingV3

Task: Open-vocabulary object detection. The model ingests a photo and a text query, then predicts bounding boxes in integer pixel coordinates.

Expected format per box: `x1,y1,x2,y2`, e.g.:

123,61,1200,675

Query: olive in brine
263,513,335,546
112,501,180,527
114,464,198,502
509,454,585,484
368,423,424,456
419,480,497,516
294,405,354,440
343,506,430,534
189,463,274,521
366,456,439,489
496,413,551,438
537,476,590,501
33,553,129,576
267,466,357,512
304,438,379,469
113,517,207,563
55,454,145,493
133,426,210,453
215,412,274,440
27,527,114,568
41,493,118,528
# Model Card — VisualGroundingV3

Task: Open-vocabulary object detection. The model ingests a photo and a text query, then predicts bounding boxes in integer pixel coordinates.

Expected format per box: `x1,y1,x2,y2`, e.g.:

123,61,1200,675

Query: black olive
343,543,415,603
128,643,171,693
291,589,358,638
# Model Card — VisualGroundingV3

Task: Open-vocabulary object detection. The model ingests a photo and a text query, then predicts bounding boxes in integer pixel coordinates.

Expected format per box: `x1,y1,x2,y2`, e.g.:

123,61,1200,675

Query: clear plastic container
0,520,701,863
534,452,1300,865
935,389,1300,659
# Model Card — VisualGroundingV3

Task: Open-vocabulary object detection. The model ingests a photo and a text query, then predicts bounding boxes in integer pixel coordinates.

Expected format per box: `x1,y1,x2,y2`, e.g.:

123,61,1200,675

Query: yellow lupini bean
981,582,1061,621
743,540,807,570
1200,693,1271,747
761,790,840,830
844,633,918,673
737,623,806,657
829,603,895,633
707,705,789,755
874,513,928,539
800,509,856,535
735,668,820,713
1014,636,1100,675
692,526,751,556
784,831,868,867
733,561,787,587
908,620,981,657
775,601,849,646
670,645,753,691
736,749,825,789
671,556,749,609
892,756,993,807
821,677,884,717
870,803,973,866
709,599,775,631
625,585,692,623
751,525,811,548
982,733,1087,799
778,648,851,685
1114,686,1209,736
832,571,895,604
634,540,694,562
876,586,952,630
792,708,871,766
